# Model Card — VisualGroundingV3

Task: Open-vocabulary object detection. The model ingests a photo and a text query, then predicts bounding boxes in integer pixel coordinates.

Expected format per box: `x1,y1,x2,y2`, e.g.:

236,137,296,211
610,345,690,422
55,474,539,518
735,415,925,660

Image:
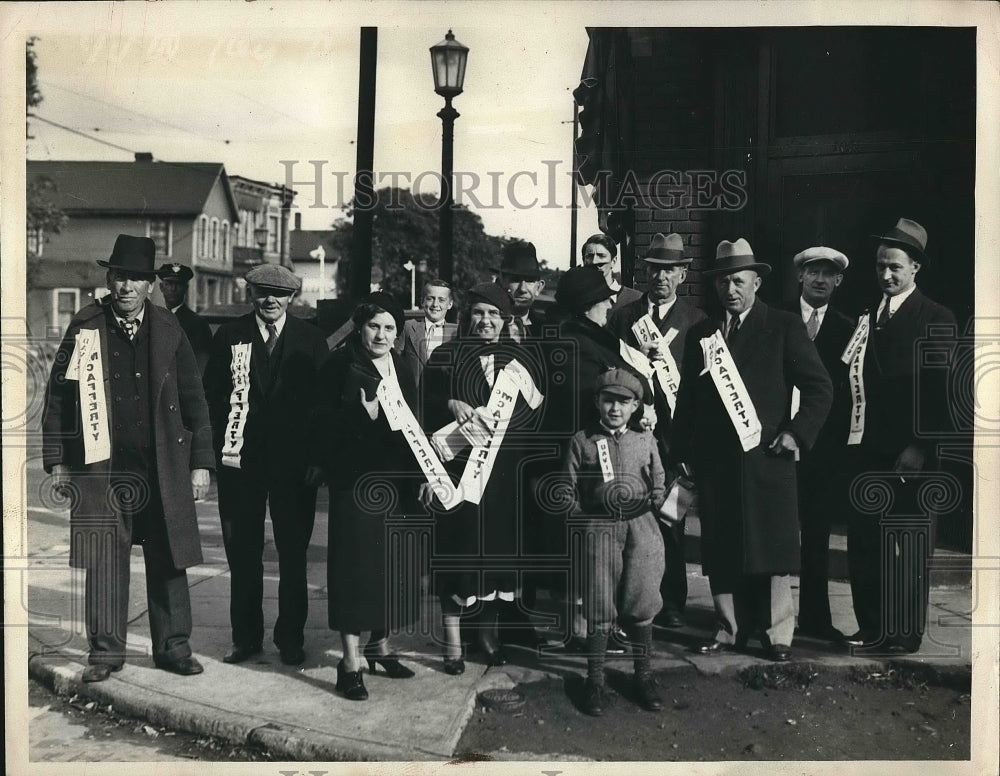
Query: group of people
42,216,955,716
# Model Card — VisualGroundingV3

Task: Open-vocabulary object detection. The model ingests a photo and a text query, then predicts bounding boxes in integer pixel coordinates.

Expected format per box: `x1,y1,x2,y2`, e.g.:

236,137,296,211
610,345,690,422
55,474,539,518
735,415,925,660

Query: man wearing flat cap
670,238,832,661
42,234,213,682
157,262,213,376
497,241,547,342
788,246,856,645
606,232,707,628
203,264,329,666
844,218,956,654
580,233,643,312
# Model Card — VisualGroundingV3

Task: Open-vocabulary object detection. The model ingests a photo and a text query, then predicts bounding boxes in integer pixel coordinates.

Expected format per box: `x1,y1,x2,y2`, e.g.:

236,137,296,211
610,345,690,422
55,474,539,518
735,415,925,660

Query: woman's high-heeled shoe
335,659,369,701
365,655,415,678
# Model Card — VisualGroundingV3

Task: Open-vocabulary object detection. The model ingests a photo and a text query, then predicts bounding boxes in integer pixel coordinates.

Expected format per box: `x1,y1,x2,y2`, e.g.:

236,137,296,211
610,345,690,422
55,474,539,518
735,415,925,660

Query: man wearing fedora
670,238,832,661
203,264,328,666
606,232,707,628
42,234,213,682
580,233,643,311
845,218,956,654
156,262,213,376
787,247,856,645
497,241,548,341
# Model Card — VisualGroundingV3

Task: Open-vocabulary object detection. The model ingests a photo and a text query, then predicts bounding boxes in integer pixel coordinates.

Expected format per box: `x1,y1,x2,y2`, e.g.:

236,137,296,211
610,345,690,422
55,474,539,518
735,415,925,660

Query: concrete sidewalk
26,481,973,761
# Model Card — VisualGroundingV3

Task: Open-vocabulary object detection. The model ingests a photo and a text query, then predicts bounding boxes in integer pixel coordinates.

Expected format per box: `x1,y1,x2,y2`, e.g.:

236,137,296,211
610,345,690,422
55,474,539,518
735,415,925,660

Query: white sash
65,328,111,464
595,438,615,482
841,314,871,445
630,316,682,412
698,330,762,452
431,358,544,505
376,378,463,510
221,343,253,468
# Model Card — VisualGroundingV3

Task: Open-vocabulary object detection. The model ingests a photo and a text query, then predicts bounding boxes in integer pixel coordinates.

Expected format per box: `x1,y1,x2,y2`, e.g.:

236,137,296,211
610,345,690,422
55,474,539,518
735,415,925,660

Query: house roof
289,230,341,262
26,160,240,220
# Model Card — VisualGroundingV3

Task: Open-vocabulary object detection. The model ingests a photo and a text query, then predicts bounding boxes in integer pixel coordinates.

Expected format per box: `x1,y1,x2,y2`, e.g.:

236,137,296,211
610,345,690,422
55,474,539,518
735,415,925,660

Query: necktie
726,314,740,342
121,318,137,341
806,308,819,340
652,305,663,325
510,318,523,344
424,324,439,361
265,323,278,356
876,297,892,329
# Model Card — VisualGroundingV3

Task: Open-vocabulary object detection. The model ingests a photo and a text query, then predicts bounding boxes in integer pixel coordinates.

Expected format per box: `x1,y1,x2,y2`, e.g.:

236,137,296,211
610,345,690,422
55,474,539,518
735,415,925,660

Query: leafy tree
327,187,522,308
26,37,42,138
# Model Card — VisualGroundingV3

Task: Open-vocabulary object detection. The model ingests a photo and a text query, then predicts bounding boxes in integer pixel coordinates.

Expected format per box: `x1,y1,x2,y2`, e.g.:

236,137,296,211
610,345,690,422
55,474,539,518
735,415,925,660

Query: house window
268,215,280,253
52,288,79,335
222,221,230,263
197,215,208,258
210,218,220,259
27,226,44,256
146,219,172,257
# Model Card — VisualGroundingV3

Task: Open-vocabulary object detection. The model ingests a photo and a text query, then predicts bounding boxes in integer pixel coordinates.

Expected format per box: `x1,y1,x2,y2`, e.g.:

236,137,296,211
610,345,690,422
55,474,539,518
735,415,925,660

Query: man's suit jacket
606,294,707,444
395,317,458,385
860,288,956,461
670,302,833,576
42,299,213,569
203,313,329,484
786,301,856,467
173,303,213,376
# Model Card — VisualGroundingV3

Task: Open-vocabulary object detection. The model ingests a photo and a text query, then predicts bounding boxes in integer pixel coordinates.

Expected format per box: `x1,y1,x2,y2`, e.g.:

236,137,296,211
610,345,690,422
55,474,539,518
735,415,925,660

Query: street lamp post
430,30,469,285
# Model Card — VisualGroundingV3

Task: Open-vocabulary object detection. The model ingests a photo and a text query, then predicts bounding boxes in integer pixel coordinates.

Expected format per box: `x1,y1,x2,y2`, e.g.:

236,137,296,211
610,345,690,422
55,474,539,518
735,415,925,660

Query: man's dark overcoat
42,298,213,569
670,301,833,577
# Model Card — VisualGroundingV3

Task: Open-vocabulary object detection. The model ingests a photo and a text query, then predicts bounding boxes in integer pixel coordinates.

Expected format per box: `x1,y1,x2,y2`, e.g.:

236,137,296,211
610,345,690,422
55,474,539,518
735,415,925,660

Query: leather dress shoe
223,643,262,664
694,640,729,655
156,656,204,676
634,675,663,711
279,646,306,666
82,663,123,683
765,644,792,662
443,657,466,675
656,611,685,629
843,631,872,647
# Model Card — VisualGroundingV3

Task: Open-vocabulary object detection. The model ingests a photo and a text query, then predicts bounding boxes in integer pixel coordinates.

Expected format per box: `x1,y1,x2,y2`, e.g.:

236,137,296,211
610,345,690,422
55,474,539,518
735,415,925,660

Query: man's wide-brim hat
704,238,771,277
245,264,302,294
556,265,615,314
792,246,849,272
97,234,157,276
871,217,928,263
156,262,194,282
494,241,541,279
643,232,691,266
466,282,515,318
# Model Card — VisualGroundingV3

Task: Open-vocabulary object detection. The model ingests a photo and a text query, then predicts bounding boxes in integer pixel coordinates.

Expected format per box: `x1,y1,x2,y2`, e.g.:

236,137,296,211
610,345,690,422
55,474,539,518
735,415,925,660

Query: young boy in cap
564,368,667,716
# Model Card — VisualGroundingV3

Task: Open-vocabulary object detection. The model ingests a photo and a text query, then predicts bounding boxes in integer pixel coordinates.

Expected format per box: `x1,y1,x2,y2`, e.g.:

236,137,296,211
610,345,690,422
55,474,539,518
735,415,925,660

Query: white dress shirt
876,283,918,321
256,313,287,342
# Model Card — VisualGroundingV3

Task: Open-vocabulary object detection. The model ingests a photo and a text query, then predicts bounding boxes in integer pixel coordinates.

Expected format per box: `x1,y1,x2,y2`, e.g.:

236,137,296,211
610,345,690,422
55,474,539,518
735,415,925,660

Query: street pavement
20,450,974,762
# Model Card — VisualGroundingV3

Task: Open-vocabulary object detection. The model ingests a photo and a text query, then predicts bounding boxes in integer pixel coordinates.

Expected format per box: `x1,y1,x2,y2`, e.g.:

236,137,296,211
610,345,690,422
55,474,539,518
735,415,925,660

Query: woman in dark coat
421,283,545,673
317,292,418,700
548,265,654,644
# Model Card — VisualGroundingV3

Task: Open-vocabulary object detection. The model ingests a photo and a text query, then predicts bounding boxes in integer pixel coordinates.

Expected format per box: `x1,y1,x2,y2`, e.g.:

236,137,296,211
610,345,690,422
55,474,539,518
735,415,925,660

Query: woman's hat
704,238,772,277
643,233,690,265
362,290,406,333
466,282,515,317
871,218,928,263
556,265,615,315
97,234,157,277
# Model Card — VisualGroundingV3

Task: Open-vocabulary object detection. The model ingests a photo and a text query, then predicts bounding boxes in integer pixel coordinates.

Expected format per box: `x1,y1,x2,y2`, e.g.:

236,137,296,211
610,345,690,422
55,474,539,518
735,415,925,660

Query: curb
28,654,459,761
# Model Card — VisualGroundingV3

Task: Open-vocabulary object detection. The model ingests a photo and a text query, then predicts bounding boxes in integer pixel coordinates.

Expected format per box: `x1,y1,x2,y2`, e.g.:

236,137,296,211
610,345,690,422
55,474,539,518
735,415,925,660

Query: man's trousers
217,467,317,650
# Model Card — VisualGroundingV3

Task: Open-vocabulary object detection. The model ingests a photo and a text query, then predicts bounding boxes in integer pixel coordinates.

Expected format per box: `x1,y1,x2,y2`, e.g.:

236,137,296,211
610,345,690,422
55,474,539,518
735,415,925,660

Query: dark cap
361,291,406,333
245,264,302,294
556,265,615,315
496,241,541,279
156,262,194,282
594,368,644,400
97,234,157,277
466,282,515,318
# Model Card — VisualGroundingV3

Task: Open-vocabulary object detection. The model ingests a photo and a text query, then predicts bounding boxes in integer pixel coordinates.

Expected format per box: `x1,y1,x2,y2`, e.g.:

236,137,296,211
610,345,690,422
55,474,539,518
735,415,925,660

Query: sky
24,2,598,270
